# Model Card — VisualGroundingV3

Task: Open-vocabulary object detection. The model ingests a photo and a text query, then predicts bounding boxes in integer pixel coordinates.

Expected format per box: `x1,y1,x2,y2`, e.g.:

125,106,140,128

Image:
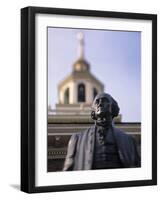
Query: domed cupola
57,32,104,106
73,58,90,72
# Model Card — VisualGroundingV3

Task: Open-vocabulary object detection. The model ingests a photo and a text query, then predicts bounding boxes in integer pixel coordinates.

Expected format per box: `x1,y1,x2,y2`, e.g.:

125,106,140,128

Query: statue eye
95,99,99,105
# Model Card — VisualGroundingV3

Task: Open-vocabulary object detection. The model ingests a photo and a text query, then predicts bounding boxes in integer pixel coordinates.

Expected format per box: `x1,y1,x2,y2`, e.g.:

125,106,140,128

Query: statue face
91,93,119,124
94,96,112,118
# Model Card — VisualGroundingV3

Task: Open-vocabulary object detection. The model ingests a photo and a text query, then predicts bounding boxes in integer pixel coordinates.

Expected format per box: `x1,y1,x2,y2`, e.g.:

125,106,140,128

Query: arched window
64,88,69,104
78,83,85,102
93,88,98,99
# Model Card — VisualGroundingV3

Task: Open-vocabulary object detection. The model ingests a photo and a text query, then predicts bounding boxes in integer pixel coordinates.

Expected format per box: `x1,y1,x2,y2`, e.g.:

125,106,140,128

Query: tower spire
77,32,84,59
73,32,90,72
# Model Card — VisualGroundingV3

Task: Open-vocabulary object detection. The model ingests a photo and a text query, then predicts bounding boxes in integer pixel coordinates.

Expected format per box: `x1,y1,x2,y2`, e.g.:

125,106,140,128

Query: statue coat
63,125,140,171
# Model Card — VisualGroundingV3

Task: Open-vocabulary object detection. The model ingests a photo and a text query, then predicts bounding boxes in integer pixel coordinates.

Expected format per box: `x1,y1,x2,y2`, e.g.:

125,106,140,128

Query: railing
48,148,67,159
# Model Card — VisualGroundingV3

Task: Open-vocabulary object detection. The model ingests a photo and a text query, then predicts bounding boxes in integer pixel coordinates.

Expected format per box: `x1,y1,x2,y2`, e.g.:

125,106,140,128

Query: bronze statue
63,92,140,171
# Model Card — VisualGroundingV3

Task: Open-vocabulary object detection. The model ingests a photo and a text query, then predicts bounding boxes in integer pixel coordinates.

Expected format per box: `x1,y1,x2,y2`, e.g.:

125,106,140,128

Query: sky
48,27,141,122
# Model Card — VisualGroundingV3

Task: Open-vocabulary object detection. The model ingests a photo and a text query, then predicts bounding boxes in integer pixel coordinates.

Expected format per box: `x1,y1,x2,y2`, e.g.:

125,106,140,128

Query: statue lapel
84,126,96,170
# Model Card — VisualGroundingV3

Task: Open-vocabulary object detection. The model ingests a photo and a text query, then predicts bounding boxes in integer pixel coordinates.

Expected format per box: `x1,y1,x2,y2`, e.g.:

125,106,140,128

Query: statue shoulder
68,126,95,146
113,126,134,141
113,126,127,136
75,126,95,137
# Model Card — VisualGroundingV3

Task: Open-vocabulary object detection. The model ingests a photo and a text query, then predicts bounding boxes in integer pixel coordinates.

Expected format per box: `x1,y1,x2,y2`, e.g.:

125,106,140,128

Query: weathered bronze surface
63,93,140,171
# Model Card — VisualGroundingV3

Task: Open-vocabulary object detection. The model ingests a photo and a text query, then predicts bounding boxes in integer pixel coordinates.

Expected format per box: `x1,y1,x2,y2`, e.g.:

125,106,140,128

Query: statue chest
92,128,123,169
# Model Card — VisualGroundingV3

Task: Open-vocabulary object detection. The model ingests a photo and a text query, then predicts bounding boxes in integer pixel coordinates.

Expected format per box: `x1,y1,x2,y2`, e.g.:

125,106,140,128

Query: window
64,88,69,104
78,83,85,102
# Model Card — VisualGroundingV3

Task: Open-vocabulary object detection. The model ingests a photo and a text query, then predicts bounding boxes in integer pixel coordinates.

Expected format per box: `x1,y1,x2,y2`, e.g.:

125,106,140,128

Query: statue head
91,92,120,126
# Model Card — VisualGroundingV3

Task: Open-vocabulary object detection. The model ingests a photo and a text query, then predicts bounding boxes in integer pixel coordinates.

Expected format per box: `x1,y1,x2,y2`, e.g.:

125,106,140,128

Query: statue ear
111,98,120,118
91,110,97,120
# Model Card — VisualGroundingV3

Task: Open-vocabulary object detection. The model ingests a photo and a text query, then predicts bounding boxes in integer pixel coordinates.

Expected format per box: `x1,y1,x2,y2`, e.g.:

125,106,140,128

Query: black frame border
21,6,157,193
